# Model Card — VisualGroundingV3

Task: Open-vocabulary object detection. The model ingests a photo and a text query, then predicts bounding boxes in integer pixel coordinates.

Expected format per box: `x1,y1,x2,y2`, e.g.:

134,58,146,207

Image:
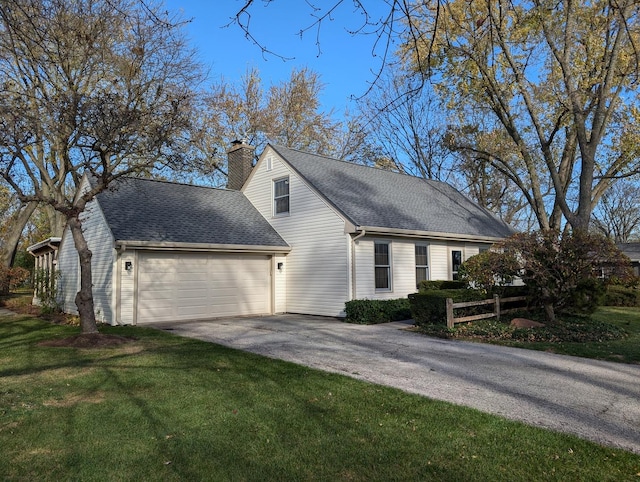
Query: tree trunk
67,215,99,334
44,204,67,237
543,302,556,325
0,201,38,294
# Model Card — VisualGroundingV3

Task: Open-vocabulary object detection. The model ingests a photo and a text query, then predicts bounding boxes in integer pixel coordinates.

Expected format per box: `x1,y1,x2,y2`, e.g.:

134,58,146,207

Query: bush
0,266,30,292
418,280,467,291
344,298,412,324
562,278,605,315
459,250,520,291
409,289,486,327
604,285,640,307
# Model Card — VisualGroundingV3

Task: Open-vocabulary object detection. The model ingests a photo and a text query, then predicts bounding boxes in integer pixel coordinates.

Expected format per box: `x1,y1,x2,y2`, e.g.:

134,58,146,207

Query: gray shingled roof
618,242,640,261
96,178,289,248
271,145,514,239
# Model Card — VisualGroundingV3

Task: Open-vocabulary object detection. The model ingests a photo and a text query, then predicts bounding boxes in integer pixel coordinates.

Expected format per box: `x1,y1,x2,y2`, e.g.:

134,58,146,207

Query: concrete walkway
0,307,17,317
156,314,640,454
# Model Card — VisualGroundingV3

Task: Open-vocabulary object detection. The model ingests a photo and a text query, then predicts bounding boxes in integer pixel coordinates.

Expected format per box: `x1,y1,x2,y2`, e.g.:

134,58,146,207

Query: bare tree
200,66,354,182
357,74,452,180
0,0,202,333
592,180,640,243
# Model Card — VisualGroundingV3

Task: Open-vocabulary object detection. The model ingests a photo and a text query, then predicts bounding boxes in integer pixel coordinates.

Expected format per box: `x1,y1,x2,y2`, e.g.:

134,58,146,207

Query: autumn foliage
461,231,634,323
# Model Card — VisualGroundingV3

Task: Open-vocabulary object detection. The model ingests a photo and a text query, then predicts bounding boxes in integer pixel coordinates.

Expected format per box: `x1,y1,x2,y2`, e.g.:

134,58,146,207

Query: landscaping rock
510,318,545,328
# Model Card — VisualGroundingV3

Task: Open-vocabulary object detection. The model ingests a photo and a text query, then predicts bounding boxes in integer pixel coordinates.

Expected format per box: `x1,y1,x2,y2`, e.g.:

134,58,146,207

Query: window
273,177,289,215
415,244,429,288
375,241,391,290
451,250,462,280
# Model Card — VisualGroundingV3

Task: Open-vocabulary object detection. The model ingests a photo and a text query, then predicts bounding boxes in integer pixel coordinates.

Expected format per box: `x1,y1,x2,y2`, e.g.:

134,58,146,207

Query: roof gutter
116,240,291,254
353,226,508,243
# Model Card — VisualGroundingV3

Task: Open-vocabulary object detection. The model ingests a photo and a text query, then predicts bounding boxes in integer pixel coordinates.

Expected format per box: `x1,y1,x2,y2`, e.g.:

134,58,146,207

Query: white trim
354,226,506,243
374,239,392,292
273,176,290,217
415,242,430,288
116,241,290,254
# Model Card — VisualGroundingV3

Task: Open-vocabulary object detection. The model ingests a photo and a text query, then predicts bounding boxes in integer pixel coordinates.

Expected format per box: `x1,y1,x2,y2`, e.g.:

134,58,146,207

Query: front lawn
419,306,640,364
1,314,639,481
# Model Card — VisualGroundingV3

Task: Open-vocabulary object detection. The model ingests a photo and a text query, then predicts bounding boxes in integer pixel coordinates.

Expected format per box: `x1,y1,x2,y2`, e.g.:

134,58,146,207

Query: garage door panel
136,252,271,324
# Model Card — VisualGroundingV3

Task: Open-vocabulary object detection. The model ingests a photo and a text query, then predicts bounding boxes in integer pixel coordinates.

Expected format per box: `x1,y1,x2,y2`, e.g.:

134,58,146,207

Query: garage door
136,252,271,324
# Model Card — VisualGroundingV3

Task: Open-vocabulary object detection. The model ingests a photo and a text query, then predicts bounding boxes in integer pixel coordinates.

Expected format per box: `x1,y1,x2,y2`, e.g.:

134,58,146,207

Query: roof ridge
269,144,446,186
115,176,233,193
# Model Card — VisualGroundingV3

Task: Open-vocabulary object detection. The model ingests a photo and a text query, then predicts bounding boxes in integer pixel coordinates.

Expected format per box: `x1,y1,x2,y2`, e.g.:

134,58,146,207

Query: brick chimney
227,139,255,190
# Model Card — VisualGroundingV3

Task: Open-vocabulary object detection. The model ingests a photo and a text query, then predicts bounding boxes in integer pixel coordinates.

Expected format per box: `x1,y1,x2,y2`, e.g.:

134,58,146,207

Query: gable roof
96,177,289,250
269,145,514,240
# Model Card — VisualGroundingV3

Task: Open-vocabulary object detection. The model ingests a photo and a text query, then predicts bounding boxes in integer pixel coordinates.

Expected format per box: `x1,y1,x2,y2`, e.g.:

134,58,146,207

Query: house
53,142,514,325
617,242,640,277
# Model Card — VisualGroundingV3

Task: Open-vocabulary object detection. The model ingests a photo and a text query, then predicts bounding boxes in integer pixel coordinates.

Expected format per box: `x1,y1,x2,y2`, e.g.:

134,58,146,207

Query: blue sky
164,1,393,117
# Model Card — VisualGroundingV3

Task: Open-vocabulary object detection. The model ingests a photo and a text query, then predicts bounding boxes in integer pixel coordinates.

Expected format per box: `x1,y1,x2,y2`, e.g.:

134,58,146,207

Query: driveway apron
155,314,640,454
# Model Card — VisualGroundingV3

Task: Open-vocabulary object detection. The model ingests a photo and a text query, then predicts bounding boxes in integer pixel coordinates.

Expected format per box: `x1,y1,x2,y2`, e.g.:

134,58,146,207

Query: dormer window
274,177,290,215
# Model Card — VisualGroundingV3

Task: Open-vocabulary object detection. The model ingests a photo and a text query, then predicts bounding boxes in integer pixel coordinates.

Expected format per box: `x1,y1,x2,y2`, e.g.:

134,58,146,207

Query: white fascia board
352,226,506,243
115,240,291,254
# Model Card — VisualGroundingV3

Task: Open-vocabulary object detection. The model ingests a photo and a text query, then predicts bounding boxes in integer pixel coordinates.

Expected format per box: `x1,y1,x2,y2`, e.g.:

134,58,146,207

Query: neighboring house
53,141,514,325
617,242,640,277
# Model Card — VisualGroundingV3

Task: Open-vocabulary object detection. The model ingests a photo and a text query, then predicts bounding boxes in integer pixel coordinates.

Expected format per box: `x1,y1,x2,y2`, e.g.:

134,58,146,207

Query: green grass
1,314,640,481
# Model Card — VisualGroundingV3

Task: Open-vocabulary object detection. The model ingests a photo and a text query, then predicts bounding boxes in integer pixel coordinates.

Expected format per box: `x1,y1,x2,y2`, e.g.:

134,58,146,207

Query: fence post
446,298,454,328
494,294,501,321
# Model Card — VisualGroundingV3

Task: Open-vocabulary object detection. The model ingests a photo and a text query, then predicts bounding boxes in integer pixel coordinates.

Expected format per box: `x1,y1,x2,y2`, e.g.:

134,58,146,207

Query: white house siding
243,148,349,317
353,237,418,300
273,254,287,313
353,238,496,299
118,251,136,324
56,194,116,324
428,242,450,281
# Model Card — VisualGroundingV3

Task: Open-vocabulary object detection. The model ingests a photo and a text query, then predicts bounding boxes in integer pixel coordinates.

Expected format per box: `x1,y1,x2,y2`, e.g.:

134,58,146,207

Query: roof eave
115,240,291,254
27,237,62,254
352,226,508,243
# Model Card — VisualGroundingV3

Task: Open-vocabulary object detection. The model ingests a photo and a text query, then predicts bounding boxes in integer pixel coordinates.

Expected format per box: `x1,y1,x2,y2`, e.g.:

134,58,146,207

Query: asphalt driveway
154,314,640,454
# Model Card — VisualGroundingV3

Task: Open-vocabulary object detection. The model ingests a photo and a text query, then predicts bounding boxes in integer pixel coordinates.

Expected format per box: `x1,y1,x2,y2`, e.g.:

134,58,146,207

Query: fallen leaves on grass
38,333,136,348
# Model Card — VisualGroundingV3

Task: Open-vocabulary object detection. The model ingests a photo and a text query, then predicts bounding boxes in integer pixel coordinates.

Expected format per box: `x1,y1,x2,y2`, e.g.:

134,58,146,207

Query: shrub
409,289,486,327
344,298,412,324
604,285,640,307
0,266,30,292
562,278,605,315
496,230,633,323
459,250,520,291
418,280,467,291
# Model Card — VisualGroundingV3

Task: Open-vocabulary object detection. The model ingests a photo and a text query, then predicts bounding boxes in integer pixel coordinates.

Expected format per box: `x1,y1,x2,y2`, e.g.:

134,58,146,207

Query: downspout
351,228,366,299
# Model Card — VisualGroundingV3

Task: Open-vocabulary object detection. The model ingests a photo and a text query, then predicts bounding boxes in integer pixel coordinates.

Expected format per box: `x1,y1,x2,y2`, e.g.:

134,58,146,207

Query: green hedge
408,289,486,327
604,285,640,307
418,280,467,291
344,298,412,324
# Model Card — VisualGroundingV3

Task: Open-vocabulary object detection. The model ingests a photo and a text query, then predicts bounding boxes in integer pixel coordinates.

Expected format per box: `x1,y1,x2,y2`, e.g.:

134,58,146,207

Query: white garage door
136,252,271,324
